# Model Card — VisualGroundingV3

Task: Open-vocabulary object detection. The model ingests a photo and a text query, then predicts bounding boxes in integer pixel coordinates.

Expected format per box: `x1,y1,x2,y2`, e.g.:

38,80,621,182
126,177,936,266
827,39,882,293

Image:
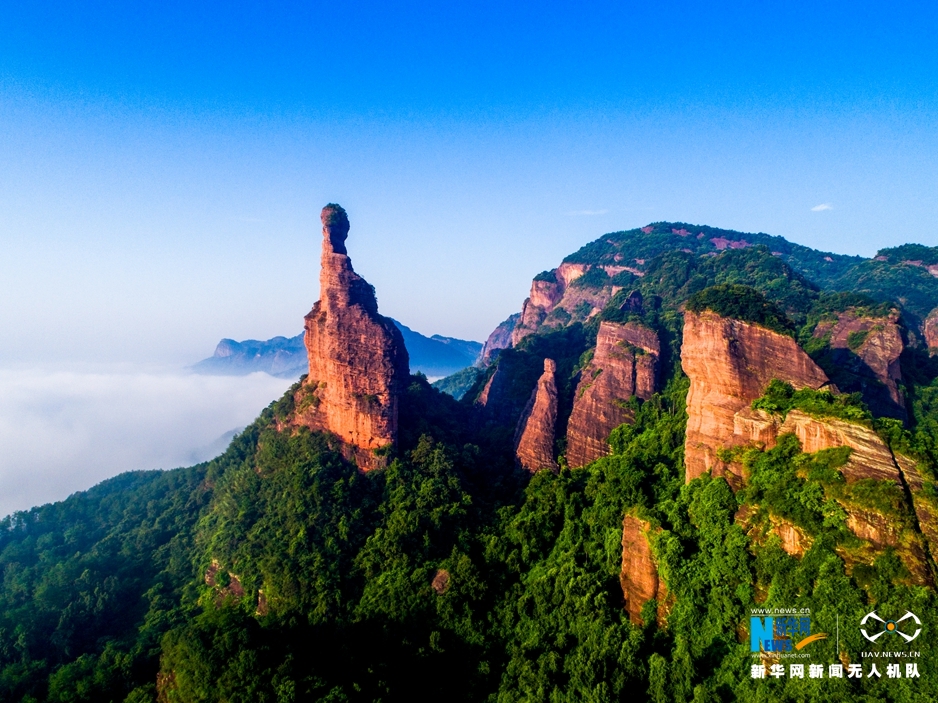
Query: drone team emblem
860,611,922,643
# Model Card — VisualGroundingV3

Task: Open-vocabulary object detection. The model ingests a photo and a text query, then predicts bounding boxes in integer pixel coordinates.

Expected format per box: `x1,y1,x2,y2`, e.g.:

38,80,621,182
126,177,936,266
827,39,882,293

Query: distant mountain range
193,319,482,380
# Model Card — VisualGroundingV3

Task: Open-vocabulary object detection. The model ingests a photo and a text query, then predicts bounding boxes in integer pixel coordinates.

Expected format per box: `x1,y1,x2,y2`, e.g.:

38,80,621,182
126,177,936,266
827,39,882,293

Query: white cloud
811,203,833,211
568,209,609,216
0,366,294,517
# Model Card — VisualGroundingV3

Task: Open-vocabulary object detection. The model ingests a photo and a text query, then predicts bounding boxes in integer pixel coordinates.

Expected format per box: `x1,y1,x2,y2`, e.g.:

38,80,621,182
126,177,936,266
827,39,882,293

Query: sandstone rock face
845,508,902,547
510,263,624,346
682,311,830,486
924,308,938,353
514,359,559,472
480,313,521,365
620,515,667,625
732,411,934,584
777,411,901,483
817,310,905,419
733,408,902,485
771,519,811,558
566,322,660,468
294,204,409,470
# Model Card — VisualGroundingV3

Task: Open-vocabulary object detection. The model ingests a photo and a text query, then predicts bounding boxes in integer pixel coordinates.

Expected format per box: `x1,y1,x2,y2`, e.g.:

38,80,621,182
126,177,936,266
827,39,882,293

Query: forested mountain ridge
3,210,938,702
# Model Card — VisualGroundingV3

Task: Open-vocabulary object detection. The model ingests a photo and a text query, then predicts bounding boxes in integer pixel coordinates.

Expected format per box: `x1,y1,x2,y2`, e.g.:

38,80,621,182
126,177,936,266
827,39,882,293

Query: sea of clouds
0,365,294,518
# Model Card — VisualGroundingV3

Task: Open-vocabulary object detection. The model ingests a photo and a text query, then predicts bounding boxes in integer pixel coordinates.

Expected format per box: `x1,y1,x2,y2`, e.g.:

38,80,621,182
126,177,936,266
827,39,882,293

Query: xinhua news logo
750,615,827,653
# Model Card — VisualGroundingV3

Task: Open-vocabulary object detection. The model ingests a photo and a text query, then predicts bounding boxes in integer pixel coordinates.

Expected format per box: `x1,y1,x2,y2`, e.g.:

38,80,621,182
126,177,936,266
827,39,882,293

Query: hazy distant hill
193,320,481,379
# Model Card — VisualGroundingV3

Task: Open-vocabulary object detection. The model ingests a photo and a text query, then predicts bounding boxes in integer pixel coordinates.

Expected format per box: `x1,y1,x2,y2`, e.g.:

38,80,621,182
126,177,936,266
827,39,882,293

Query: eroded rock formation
620,515,668,625
514,358,559,472
293,204,409,470
925,308,938,353
815,309,905,419
731,408,933,584
480,313,521,365
566,321,660,468
771,519,811,558
510,264,626,345
682,310,831,487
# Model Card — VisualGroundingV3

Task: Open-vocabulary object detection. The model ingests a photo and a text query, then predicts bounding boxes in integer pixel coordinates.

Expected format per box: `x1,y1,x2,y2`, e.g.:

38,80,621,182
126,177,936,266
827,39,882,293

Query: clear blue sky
2,1,937,363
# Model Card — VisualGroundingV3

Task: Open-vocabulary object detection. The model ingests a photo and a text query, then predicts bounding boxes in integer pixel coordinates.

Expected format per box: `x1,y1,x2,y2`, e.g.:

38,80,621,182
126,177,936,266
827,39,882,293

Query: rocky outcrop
925,308,938,353
480,313,520,365
771,519,811,558
780,411,901,483
682,310,831,487
510,264,624,345
294,204,410,470
620,515,668,625
514,359,559,472
566,322,660,468
733,410,935,583
815,310,905,419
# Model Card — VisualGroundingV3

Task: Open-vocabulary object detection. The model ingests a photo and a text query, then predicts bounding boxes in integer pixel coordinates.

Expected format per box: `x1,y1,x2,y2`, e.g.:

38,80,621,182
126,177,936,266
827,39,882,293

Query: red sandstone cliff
293,204,409,470
566,321,660,468
620,514,669,625
682,310,830,487
814,309,905,419
925,308,938,353
510,264,632,346
514,359,560,472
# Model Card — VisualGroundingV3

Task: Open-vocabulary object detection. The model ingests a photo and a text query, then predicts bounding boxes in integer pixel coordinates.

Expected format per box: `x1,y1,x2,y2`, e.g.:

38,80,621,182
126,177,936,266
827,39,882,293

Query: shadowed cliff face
294,204,409,470
514,358,559,472
566,321,660,468
681,310,830,487
814,309,906,419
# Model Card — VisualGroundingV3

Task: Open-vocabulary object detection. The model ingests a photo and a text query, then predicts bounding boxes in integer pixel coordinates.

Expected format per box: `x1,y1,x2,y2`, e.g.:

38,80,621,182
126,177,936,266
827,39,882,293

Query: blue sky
2,1,937,362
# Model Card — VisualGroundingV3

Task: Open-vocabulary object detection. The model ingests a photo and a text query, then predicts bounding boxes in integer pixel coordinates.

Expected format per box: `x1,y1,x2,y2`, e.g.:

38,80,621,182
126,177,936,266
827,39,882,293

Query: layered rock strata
514,359,560,472
566,321,660,468
815,310,905,419
734,409,902,483
620,515,668,625
682,310,831,487
294,204,410,470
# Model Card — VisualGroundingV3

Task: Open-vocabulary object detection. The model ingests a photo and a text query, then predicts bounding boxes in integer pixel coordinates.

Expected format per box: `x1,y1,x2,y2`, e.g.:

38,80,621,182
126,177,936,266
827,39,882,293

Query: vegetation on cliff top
686,284,797,336
751,379,873,425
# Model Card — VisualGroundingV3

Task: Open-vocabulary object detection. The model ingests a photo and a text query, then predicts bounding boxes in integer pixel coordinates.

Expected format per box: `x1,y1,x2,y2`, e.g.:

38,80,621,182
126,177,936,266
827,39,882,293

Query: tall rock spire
293,204,409,470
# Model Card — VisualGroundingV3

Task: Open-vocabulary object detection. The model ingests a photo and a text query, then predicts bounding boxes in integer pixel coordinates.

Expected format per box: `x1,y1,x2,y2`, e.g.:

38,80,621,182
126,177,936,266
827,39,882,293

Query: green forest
3,228,938,701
